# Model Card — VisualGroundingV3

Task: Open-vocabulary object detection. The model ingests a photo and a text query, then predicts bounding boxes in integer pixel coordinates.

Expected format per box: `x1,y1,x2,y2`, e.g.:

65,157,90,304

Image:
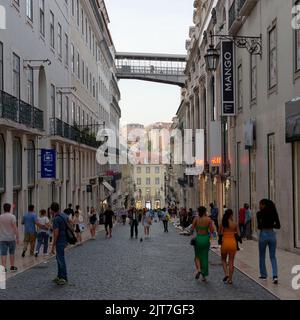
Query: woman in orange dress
219,209,241,284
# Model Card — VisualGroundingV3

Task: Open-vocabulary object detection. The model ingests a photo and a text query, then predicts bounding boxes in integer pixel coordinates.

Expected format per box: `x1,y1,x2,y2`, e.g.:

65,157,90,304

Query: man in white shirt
0,203,19,272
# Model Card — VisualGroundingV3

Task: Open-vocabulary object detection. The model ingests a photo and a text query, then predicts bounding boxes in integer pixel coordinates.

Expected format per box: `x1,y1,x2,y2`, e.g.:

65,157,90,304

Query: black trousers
131,219,138,238
212,218,219,232
163,220,168,232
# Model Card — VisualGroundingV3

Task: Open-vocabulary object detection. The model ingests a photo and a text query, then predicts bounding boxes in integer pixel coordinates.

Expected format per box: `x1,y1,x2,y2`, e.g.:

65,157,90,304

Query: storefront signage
210,156,222,166
221,41,235,116
41,149,56,179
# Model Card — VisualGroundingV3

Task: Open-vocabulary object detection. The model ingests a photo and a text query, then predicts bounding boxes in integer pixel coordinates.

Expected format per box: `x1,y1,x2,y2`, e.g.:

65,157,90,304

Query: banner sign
221,41,235,116
41,149,56,179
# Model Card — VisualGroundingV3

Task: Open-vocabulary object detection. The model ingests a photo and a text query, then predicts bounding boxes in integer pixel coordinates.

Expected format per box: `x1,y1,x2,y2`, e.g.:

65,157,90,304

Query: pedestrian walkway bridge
115,52,187,87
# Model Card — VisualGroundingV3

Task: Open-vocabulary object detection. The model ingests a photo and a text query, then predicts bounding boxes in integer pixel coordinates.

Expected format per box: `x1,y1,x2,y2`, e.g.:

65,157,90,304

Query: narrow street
0,222,276,300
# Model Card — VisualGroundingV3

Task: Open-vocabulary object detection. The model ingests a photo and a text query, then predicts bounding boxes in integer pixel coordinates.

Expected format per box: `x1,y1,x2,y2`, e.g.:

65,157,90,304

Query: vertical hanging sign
221,41,235,116
41,149,56,179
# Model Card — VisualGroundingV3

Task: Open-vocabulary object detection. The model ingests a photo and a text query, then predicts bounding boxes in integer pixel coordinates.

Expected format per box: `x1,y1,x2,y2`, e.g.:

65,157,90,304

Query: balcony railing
0,90,44,130
229,0,258,32
50,118,101,149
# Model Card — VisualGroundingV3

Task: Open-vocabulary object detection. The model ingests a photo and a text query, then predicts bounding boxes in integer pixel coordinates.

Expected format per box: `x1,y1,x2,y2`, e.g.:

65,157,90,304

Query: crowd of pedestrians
0,201,106,285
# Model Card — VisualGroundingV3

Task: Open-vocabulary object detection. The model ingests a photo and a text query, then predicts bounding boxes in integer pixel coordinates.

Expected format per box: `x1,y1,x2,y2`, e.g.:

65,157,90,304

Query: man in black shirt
104,206,114,238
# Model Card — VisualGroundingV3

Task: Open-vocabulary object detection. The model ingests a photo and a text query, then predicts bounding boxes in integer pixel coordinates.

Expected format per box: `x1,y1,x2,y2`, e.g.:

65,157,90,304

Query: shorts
0,241,16,256
105,221,113,229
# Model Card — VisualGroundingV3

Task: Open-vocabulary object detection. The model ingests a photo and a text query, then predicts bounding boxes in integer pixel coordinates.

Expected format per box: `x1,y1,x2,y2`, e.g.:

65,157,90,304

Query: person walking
103,206,114,238
142,209,152,238
161,208,170,233
88,207,97,240
0,203,19,272
257,199,281,284
63,204,74,218
219,209,241,285
21,205,39,257
238,204,247,239
73,210,84,244
190,207,214,282
50,202,68,285
209,203,219,232
121,207,127,225
129,207,139,239
35,209,50,257
245,204,252,240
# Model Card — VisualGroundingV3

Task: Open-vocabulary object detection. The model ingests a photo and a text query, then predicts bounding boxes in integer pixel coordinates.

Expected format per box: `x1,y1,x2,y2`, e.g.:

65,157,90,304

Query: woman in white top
142,209,152,238
35,209,50,257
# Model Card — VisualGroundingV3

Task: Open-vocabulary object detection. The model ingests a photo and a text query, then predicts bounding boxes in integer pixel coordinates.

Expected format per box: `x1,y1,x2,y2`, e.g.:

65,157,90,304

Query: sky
105,0,193,126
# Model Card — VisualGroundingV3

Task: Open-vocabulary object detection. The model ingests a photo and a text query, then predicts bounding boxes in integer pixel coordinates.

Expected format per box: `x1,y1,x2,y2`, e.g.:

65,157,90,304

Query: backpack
58,215,77,245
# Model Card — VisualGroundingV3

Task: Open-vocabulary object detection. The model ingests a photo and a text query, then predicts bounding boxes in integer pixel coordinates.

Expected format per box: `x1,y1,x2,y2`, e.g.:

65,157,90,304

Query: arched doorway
38,66,47,131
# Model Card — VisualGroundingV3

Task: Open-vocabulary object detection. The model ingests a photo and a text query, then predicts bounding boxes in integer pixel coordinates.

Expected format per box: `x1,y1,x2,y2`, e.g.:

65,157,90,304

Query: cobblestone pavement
0,221,277,300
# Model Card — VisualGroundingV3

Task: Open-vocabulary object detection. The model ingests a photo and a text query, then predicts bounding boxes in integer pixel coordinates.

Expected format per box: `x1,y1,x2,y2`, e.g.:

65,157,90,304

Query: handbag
218,234,223,245
190,238,196,246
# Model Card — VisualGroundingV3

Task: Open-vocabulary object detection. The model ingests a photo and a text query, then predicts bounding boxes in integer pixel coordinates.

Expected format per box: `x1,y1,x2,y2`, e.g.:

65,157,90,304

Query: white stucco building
0,0,121,227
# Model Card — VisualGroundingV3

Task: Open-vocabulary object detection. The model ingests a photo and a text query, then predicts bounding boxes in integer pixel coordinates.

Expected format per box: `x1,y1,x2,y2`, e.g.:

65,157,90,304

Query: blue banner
41,149,56,179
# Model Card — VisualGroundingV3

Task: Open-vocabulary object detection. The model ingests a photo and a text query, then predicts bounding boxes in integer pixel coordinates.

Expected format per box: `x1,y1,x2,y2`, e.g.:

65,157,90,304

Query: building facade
180,0,300,253
0,0,121,228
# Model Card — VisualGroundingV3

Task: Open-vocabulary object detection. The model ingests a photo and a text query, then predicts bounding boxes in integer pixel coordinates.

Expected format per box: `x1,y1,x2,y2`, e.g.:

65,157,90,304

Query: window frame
50,11,55,49
250,53,257,103
39,0,45,36
27,140,35,188
268,21,278,93
27,66,34,106
26,0,33,21
13,137,22,190
237,63,243,112
12,53,20,99
57,23,62,58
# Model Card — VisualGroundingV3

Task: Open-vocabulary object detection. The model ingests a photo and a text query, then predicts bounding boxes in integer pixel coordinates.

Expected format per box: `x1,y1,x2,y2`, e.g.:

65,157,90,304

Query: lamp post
204,31,262,72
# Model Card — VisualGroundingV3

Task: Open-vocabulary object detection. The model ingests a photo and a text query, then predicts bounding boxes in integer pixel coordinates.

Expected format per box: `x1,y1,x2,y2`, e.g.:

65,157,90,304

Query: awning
102,181,114,192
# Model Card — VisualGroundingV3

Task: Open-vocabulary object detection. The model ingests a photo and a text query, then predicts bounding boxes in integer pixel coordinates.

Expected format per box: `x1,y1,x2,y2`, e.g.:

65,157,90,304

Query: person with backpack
50,202,70,285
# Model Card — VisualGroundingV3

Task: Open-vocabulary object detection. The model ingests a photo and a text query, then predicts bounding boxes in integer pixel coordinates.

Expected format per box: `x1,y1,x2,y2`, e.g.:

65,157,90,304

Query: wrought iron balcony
0,90,44,130
50,118,100,149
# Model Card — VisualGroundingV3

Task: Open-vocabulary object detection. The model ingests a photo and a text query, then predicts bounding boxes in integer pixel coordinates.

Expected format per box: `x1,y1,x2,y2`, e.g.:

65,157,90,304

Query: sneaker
259,276,267,280
10,266,18,272
52,277,60,283
273,277,278,284
21,251,25,258
56,278,67,286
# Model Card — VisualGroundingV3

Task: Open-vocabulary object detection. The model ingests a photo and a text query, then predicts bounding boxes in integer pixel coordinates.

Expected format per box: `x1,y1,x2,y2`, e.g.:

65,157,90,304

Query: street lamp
204,32,219,72
204,43,219,72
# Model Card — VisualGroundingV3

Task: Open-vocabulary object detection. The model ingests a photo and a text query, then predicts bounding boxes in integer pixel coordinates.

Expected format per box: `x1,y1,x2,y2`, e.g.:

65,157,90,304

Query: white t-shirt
0,213,17,241
37,216,50,233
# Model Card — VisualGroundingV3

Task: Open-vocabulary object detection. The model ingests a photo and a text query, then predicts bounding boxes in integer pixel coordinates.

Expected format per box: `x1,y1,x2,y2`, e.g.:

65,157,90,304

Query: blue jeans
239,223,246,238
36,232,49,254
56,243,67,281
259,231,278,278
0,241,16,256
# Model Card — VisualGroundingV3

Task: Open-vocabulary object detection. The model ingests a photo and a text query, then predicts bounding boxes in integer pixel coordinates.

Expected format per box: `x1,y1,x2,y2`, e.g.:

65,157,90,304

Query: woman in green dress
191,206,214,281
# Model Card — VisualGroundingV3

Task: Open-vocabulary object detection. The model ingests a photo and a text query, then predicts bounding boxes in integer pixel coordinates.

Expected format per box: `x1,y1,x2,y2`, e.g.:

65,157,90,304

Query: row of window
136,177,161,186
49,83,98,130
11,0,111,106
71,43,110,103
136,166,161,174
